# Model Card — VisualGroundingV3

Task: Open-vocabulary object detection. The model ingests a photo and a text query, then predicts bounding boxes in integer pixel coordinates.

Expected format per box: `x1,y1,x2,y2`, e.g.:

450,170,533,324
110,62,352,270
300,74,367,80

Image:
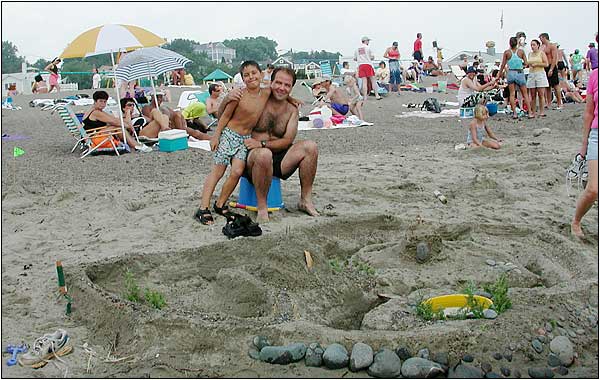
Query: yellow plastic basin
424,294,493,312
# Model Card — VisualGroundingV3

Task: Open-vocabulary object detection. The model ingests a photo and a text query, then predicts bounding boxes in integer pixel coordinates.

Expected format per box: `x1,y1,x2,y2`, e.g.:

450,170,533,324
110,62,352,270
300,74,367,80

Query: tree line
2,37,341,88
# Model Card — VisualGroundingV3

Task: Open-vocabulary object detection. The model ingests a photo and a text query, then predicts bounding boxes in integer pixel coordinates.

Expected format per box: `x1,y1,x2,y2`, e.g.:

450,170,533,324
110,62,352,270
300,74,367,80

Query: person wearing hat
354,36,382,101
586,40,598,71
571,48,584,81
459,66,497,103
384,41,402,92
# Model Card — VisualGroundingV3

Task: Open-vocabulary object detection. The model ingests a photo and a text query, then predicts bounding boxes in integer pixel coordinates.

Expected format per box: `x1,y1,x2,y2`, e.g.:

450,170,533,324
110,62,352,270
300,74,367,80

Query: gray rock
545,322,554,333
503,351,512,362
528,367,554,378
349,342,373,372
547,353,561,367
513,369,521,378
483,309,498,319
449,364,484,378
555,366,568,376
567,329,577,338
253,335,271,350
367,349,402,378
481,362,492,373
557,327,567,336
492,352,502,361
401,357,444,378
416,242,431,263
305,343,324,367
508,343,517,351
323,343,349,369
500,366,510,377
462,354,474,363
532,339,543,353
418,348,430,359
576,328,585,335
537,335,548,344
475,290,493,299
549,336,574,366
485,372,502,378
486,259,496,266
432,352,449,366
395,346,412,360
259,343,307,364
248,348,260,360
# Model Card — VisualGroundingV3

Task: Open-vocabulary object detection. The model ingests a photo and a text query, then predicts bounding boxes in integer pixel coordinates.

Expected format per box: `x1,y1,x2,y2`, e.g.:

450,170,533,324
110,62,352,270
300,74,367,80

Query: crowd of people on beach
17,28,598,238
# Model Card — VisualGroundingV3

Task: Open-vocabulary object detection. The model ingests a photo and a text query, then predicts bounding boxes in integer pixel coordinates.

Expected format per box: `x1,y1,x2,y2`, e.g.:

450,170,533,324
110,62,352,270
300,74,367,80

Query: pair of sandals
566,153,588,195
194,202,231,225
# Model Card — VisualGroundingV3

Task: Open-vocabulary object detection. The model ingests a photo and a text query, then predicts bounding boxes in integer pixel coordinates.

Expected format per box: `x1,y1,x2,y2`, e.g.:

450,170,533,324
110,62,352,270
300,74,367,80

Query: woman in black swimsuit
82,91,152,153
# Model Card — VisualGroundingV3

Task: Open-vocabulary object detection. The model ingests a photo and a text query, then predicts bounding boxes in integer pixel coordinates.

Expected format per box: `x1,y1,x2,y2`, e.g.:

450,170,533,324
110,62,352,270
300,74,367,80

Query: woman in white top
458,66,497,106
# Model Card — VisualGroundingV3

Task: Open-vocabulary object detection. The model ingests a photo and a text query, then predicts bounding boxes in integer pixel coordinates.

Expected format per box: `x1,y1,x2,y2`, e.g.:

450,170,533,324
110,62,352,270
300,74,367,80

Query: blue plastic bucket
75,113,84,123
486,103,498,116
238,176,284,209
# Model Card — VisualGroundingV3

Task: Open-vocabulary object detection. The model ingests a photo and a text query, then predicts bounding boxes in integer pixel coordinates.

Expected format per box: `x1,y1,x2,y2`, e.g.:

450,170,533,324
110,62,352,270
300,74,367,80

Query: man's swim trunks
331,103,349,115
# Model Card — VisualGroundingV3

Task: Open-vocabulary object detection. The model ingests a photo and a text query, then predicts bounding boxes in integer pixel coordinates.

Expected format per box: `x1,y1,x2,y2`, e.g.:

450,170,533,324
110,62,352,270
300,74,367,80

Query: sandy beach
1,77,598,378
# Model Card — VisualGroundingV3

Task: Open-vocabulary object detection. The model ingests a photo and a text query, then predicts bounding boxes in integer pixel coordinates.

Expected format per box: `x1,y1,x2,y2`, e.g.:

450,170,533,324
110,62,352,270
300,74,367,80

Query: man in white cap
354,36,382,101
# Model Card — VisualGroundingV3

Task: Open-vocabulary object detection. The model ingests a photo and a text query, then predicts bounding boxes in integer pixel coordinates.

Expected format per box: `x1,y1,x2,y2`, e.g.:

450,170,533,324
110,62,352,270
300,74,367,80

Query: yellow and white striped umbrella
60,24,166,58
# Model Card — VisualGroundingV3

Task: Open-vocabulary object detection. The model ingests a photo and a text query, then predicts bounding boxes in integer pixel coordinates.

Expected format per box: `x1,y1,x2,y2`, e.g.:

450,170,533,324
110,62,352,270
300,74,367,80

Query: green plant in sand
124,269,141,303
328,259,343,273
416,296,446,321
350,258,376,276
144,289,167,310
461,281,485,319
484,274,512,313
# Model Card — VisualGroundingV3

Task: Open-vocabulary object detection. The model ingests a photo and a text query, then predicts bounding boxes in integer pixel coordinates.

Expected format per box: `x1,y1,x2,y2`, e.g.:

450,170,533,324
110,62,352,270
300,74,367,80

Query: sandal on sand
512,114,519,120
213,202,233,219
194,208,214,225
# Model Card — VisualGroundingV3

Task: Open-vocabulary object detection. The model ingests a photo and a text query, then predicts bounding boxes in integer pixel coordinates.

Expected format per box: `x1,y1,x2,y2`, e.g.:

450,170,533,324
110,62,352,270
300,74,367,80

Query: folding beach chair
51,104,130,158
450,65,466,81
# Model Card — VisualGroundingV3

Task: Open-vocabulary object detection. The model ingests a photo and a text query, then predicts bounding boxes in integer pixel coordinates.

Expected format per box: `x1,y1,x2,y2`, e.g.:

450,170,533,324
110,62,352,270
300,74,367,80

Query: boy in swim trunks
196,61,272,225
321,77,364,121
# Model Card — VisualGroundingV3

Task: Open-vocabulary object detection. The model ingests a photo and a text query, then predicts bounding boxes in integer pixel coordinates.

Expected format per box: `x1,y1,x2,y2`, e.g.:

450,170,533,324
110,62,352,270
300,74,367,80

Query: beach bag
90,135,119,149
422,98,441,113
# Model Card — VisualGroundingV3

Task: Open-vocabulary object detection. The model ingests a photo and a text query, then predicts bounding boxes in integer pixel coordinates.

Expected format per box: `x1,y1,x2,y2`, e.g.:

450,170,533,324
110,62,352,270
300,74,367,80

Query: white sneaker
19,329,72,368
135,144,153,153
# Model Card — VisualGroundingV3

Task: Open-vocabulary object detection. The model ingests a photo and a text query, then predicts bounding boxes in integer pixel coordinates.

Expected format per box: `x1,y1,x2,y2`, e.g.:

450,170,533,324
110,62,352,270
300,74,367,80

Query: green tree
222,36,278,63
2,41,25,73
61,58,94,89
30,58,50,71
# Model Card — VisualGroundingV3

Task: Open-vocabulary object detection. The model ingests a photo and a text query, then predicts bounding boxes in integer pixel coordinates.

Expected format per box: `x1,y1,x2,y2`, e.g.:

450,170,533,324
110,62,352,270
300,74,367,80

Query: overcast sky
2,2,598,64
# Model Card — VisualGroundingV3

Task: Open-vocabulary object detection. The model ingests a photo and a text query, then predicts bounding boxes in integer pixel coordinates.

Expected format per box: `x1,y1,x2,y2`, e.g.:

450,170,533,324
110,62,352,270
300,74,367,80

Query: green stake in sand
56,261,66,294
13,146,25,157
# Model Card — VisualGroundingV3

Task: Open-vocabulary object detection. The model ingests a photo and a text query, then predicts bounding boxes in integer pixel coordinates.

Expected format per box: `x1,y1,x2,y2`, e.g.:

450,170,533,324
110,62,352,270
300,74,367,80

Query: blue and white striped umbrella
115,47,191,81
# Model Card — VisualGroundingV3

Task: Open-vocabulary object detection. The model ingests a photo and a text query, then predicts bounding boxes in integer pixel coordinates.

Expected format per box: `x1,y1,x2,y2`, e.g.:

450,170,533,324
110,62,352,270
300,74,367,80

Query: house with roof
272,56,294,69
194,42,236,63
444,42,503,69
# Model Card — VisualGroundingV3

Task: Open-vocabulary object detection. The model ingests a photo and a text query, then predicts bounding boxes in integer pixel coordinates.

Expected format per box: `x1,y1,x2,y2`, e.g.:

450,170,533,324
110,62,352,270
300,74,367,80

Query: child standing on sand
195,61,272,225
467,105,503,149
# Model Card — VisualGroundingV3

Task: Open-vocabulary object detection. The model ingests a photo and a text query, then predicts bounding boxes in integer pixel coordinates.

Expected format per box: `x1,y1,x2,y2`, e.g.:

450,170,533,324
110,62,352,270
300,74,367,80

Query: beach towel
394,109,460,118
299,119,373,130
187,136,211,151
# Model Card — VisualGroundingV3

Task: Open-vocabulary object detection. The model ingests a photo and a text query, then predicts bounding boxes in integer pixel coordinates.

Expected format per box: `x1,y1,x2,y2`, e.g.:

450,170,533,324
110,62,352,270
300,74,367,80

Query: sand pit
1,79,598,377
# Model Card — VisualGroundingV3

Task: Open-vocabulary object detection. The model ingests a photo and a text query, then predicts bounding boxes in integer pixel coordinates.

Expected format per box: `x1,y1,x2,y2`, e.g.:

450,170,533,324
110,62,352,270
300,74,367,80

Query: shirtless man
205,83,224,117
321,76,365,121
222,68,318,222
539,33,563,110
143,93,209,140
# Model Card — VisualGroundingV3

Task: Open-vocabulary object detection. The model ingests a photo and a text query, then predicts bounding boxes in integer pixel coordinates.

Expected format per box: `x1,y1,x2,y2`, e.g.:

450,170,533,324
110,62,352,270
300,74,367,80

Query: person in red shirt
413,33,423,62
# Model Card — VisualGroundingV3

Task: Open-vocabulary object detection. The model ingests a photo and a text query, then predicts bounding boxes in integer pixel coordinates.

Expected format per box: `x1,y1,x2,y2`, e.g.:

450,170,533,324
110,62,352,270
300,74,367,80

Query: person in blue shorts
320,76,364,121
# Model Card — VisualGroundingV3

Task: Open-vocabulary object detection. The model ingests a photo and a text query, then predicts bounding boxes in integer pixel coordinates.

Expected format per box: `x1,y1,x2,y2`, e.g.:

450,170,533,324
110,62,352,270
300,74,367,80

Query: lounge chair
51,104,130,158
450,65,466,81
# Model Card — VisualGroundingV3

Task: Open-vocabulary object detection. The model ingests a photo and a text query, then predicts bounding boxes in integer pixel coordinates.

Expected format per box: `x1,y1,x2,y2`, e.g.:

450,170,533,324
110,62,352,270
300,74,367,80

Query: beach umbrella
60,24,166,140
115,47,191,106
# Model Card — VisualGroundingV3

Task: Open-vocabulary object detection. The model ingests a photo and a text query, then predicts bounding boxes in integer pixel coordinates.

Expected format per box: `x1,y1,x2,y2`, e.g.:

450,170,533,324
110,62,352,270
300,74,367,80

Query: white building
194,42,236,63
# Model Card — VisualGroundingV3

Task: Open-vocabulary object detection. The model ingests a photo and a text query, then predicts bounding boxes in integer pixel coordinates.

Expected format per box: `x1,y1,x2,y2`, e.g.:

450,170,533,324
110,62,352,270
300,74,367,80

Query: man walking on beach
413,33,424,63
221,68,320,222
539,33,563,110
354,36,382,101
